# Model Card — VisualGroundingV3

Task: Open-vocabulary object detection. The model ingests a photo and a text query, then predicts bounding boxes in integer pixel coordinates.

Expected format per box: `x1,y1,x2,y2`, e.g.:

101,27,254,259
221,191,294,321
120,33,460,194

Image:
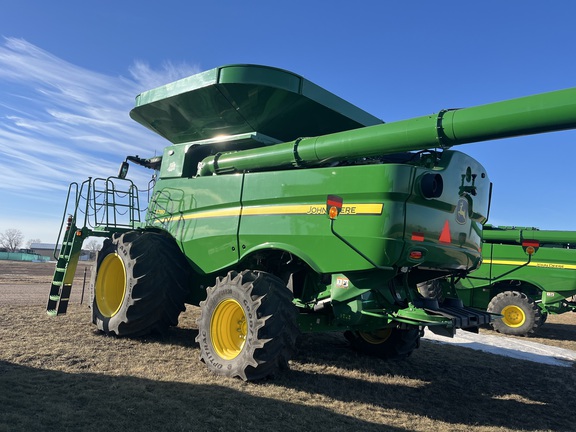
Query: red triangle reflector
439,220,451,244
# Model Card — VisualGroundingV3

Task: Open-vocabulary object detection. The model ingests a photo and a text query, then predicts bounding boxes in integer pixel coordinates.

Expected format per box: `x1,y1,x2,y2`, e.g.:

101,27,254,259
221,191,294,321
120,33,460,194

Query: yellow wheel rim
501,305,526,328
210,299,246,360
95,253,127,318
359,328,393,345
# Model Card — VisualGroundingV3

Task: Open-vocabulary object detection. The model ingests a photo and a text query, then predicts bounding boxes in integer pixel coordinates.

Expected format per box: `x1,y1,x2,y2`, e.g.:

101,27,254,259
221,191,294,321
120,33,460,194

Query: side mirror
118,161,129,179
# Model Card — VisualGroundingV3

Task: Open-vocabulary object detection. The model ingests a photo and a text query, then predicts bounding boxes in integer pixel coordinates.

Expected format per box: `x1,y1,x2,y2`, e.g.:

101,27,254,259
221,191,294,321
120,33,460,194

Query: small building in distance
29,243,92,261
30,243,60,261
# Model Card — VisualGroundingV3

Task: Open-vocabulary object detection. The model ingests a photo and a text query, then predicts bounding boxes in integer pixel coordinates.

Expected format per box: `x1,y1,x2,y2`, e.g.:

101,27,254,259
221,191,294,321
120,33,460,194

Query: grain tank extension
46,65,576,380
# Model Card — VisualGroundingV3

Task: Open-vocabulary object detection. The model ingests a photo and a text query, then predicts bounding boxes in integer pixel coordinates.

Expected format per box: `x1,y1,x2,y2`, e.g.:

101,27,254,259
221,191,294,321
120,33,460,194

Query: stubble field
1,260,575,432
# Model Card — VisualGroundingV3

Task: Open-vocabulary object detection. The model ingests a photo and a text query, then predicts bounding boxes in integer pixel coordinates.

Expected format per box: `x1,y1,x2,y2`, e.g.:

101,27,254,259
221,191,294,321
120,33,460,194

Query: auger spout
198,86,576,176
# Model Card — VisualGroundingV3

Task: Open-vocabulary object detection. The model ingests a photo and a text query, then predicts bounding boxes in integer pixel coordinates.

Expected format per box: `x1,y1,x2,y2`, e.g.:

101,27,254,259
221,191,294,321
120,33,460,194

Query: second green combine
456,225,576,336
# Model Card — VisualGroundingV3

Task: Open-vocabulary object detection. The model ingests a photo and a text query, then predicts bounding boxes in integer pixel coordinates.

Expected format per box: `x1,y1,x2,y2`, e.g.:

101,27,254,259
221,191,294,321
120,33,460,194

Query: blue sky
1,1,576,245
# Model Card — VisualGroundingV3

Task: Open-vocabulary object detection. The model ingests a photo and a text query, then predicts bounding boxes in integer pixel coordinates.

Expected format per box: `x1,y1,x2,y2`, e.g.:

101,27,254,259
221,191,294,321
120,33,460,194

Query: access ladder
46,217,89,316
46,177,141,316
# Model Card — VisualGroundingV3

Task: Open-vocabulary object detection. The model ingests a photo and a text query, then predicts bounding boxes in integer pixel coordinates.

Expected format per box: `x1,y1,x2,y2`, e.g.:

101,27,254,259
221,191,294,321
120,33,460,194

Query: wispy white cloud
129,59,200,90
0,37,199,242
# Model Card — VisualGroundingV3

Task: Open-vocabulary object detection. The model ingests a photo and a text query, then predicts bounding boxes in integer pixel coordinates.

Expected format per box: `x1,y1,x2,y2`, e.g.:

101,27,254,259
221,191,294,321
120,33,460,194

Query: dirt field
0,260,92,306
1,260,575,432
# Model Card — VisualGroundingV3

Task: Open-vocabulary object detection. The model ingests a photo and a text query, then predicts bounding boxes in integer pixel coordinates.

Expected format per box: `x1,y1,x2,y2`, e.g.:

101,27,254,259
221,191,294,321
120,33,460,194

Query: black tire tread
196,270,299,381
487,290,542,336
344,327,421,360
92,231,189,337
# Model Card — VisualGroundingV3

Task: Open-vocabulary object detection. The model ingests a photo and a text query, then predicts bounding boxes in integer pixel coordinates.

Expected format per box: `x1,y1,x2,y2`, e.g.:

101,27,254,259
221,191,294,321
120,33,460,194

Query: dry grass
1,261,575,431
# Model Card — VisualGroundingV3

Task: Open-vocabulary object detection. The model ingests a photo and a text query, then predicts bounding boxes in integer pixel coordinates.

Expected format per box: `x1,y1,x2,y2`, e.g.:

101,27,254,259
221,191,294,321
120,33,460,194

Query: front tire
344,327,421,360
487,291,542,336
92,231,189,336
196,270,299,381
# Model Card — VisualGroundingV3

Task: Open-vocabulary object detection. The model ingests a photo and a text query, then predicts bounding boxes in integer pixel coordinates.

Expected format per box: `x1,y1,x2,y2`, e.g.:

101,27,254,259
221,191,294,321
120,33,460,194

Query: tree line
0,228,101,253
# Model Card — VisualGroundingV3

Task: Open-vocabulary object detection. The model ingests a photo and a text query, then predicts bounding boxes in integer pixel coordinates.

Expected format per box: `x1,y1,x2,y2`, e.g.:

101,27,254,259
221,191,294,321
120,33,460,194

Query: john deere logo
456,198,468,225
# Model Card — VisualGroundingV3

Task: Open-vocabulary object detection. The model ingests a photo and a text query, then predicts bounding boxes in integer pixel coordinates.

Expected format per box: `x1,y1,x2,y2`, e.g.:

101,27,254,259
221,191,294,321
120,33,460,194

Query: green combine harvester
456,225,576,336
47,64,576,380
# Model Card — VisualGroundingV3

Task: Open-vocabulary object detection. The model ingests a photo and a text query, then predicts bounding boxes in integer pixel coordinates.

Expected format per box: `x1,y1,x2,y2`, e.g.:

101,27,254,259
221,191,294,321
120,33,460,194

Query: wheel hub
211,299,247,360
359,328,393,345
95,253,127,317
501,305,526,327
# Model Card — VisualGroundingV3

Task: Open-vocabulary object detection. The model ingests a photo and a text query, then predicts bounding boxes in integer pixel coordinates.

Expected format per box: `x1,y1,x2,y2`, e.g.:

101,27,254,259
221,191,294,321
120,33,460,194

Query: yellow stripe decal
484,259,576,270
242,203,383,216
154,203,383,222
187,208,241,219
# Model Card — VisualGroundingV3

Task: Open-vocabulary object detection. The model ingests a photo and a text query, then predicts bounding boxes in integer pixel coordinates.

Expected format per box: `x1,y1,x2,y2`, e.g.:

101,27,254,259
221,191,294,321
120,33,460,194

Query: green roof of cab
129,64,383,144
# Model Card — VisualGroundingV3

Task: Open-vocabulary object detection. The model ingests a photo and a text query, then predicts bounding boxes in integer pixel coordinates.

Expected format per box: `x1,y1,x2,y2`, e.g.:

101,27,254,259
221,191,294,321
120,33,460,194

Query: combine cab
47,64,576,380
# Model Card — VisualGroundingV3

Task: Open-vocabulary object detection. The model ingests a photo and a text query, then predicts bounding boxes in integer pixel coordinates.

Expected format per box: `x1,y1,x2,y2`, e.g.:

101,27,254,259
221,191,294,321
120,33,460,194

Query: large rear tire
417,279,444,300
487,291,542,336
537,311,548,327
344,327,421,360
92,231,189,337
196,270,299,381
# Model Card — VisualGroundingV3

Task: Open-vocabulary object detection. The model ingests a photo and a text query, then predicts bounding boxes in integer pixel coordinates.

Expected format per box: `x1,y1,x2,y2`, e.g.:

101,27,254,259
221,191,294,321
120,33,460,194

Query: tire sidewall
488,291,537,335
197,278,261,375
91,234,138,334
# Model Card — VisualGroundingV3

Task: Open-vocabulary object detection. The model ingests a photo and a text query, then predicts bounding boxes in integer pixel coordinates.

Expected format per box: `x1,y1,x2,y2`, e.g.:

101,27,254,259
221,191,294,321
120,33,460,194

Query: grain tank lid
129,64,383,144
